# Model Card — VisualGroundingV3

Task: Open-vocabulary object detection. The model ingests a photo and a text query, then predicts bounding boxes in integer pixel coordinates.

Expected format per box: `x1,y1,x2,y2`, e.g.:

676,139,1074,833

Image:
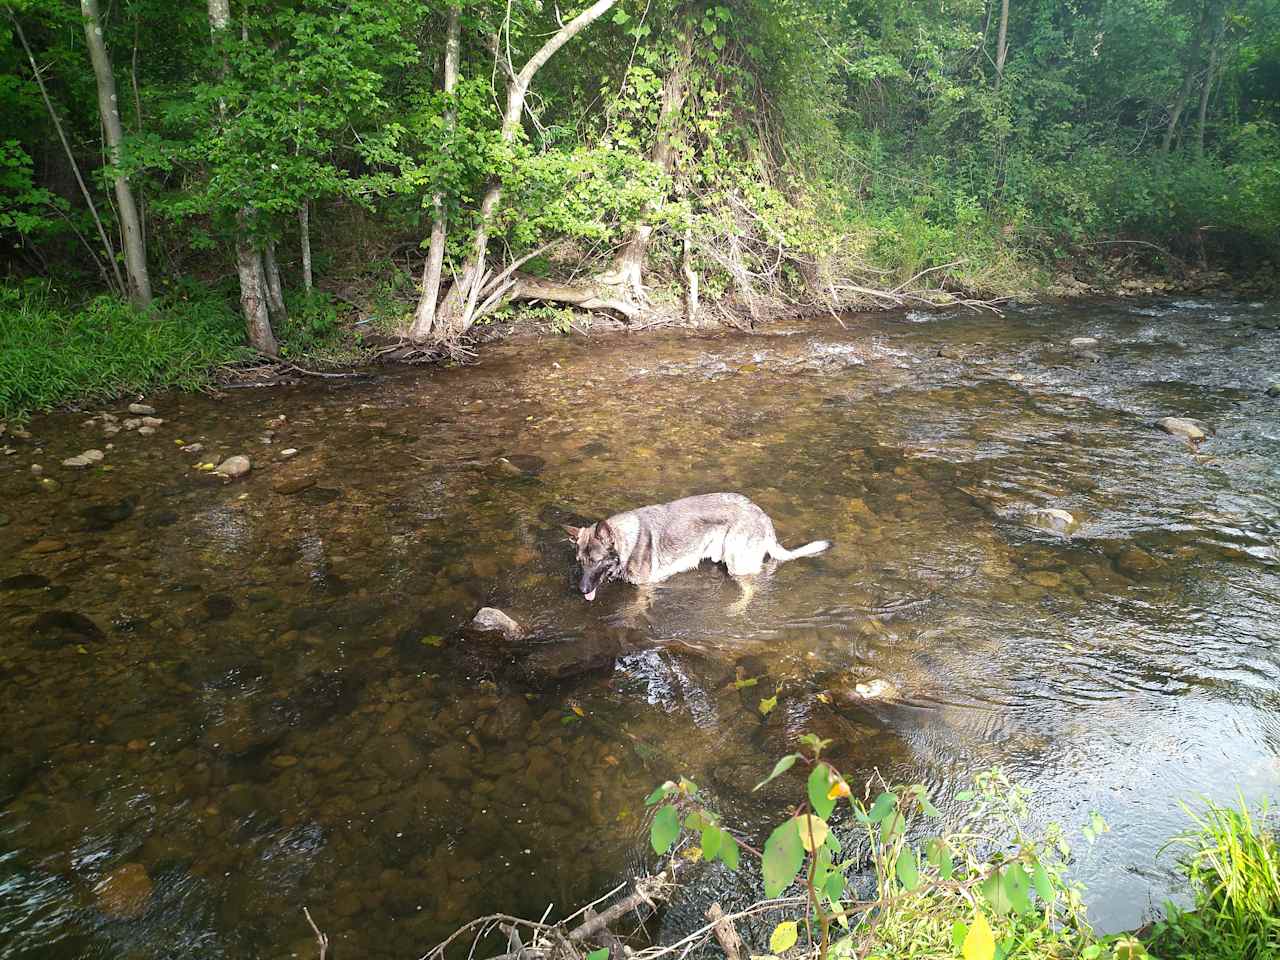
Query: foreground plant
646,736,1101,960
1147,796,1280,960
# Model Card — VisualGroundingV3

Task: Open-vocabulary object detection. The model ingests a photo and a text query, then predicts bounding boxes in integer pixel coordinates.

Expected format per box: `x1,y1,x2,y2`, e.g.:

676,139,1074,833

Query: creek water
1,298,1278,959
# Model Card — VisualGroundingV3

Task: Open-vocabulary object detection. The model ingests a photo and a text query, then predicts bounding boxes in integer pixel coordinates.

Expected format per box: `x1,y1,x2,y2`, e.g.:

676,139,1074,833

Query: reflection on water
1,298,1278,957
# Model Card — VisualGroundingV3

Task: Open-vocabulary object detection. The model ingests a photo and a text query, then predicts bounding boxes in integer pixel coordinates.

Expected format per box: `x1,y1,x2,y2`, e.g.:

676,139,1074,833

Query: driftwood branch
303,907,329,960
706,903,743,960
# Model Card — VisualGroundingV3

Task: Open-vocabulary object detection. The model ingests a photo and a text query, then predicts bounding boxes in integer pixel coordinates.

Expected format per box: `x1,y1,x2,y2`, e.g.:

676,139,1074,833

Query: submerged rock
273,475,315,495
94,863,153,918
127,403,156,415
1,573,50,590
471,607,524,641
1069,336,1099,349
1157,417,1209,441
214,455,251,479
28,539,67,554
30,610,106,648
62,449,104,468
81,498,135,531
1115,545,1160,577
1028,508,1080,536
853,678,899,701
1266,382,1279,398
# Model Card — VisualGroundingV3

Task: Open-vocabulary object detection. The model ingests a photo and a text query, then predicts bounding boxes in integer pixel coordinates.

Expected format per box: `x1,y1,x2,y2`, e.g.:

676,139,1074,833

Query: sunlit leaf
795,814,829,852
951,921,968,952
867,791,896,823
980,869,1014,915
808,764,837,818
644,782,674,806
769,921,798,954
587,950,609,960
762,818,805,897
650,805,679,855
754,753,800,791
1032,861,1054,902
701,825,722,861
720,832,740,870
1003,865,1032,915
880,810,905,844
962,910,996,960
895,849,919,890
758,695,777,716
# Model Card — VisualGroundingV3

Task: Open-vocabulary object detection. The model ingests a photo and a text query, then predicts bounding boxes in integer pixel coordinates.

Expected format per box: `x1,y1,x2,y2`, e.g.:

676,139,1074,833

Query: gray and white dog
564,492,830,602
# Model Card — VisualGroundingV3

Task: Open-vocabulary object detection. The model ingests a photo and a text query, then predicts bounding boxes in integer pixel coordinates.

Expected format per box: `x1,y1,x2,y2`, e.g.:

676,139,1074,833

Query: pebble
181,443,204,455
1028,508,1080,535
137,427,156,436
1069,336,1099,349
280,448,299,459
29,539,67,554
213,455,251,479
127,403,156,415
62,449,104,468
1157,417,1208,441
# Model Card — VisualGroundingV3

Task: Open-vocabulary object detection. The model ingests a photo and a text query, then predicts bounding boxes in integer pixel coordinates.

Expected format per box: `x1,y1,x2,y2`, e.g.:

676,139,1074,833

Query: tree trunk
1162,2,1208,154
10,12,124,296
81,0,152,307
599,21,695,302
994,0,1010,90
1195,3,1226,157
209,0,278,353
682,229,698,323
407,4,461,343
237,237,278,356
263,241,287,320
433,0,619,342
298,202,313,291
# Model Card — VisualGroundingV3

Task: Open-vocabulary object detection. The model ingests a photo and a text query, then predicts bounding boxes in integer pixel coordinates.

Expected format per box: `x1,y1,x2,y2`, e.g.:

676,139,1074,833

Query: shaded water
2,299,1279,958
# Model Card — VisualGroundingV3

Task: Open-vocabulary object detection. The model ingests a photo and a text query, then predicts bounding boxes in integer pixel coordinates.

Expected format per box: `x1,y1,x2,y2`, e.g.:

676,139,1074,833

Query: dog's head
563,521,621,601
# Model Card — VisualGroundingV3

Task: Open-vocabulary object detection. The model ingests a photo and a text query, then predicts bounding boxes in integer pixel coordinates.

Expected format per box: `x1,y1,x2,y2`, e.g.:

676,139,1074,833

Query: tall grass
0,281,250,421
1148,797,1280,960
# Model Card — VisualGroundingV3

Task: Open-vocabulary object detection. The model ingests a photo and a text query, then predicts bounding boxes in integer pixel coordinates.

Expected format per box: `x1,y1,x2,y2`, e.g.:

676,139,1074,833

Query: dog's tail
769,539,831,562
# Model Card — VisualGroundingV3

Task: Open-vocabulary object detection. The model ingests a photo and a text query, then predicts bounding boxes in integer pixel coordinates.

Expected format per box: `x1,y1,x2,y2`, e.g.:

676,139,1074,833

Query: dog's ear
562,524,583,544
595,521,616,549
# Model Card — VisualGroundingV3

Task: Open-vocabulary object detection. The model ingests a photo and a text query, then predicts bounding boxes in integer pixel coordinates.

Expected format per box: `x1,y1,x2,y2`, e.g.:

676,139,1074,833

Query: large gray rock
1157,417,1209,441
470,607,524,640
213,455,251,479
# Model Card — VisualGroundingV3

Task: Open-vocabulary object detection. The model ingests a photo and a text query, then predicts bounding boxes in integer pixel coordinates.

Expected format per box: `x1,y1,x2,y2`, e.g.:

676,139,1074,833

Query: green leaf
824,871,845,902
963,910,996,960
701,825,722,861
587,950,609,960
758,695,777,716
808,764,837,818
719,831,740,870
867,792,896,823
762,818,805,897
955,790,975,802
1032,860,1054,902
1002,865,1032,915
880,810,905,844
952,921,968,952
754,753,800,791
650,805,679,855
895,849,920,890
769,921,798,954
980,869,1014,915
733,676,760,689
644,783,672,806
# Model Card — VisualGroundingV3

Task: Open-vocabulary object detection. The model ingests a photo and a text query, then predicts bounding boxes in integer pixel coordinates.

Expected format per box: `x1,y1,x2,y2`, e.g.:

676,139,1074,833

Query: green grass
0,281,250,422
1146,798,1280,960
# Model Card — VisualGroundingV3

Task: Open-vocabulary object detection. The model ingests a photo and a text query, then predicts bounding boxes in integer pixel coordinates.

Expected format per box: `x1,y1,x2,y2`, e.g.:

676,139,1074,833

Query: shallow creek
1,298,1278,958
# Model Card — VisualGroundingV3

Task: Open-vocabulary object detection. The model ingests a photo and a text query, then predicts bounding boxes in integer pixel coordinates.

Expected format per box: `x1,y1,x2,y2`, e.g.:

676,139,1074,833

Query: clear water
1,298,1278,958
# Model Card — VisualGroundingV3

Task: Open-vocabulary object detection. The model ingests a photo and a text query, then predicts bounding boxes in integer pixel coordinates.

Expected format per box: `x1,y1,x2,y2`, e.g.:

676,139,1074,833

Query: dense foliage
1,0,1277,375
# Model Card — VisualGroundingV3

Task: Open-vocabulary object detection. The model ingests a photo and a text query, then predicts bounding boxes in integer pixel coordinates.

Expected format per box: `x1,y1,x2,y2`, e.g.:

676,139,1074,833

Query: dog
564,492,830,604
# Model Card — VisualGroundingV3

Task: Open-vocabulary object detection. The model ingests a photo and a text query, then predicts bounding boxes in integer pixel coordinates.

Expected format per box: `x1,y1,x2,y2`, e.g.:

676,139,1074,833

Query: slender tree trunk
237,235,278,356
263,242,287,320
1195,3,1226,157
10,12,124,296
434,0,619,341
601,20,695,302
682,229,698,323
298,202,313,292
407,3,460,343
208,0,277,354
994,0,1010,90
1163,3,1208,154
81,0,152,307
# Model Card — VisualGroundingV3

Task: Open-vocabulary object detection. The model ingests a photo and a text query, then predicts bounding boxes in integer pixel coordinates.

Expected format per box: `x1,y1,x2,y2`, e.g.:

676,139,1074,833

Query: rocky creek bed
1,297,1278,958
